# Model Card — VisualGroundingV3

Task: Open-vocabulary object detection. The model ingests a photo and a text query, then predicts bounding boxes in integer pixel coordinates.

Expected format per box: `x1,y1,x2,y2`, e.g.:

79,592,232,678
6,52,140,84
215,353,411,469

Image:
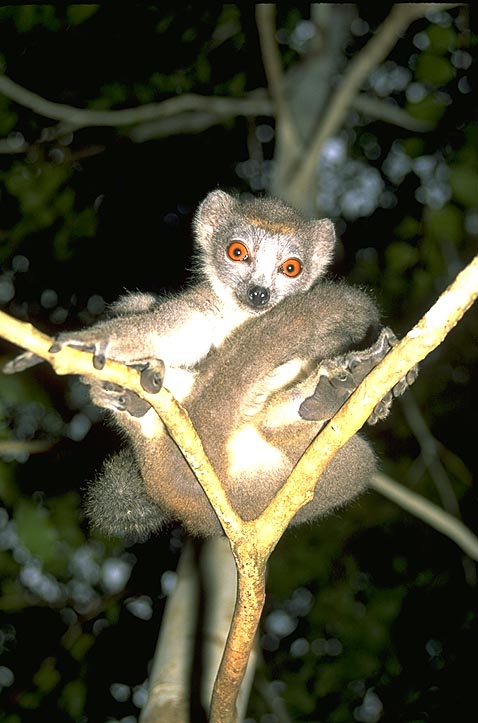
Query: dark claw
49,342,62,353
140,360,165,394
121,391,151,417
93,353,106,370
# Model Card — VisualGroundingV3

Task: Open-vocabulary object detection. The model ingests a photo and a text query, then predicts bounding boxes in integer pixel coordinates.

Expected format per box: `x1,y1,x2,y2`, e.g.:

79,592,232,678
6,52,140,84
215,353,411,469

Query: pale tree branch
369,473,478,561
209,253,478,719
139,539,199,723
0,72,272,134
1,253,476,722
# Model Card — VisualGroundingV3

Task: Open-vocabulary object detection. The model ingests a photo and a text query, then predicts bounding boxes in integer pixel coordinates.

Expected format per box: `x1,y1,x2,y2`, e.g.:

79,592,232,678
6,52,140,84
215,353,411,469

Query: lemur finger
2,351,44,374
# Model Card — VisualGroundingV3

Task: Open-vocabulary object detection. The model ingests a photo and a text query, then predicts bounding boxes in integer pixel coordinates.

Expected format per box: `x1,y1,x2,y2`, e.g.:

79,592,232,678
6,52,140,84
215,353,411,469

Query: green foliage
1,159,97,260
66,6,99,26
33,657,61,694
415,54,455,86
0,95,17,136
0,5,61,33
59,680,87,719
15,499,61,567
426,204,463,243
406,93,447,123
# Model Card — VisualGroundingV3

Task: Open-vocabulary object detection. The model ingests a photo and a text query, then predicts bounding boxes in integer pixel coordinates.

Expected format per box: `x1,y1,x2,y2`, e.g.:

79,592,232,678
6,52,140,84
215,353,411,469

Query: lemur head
193,190,336,313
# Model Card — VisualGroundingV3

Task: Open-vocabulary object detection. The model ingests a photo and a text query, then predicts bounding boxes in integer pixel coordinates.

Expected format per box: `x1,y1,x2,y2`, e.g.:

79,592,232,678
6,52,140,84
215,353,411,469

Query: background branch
369,473,478,561
284,3,460,210
0,73,271,133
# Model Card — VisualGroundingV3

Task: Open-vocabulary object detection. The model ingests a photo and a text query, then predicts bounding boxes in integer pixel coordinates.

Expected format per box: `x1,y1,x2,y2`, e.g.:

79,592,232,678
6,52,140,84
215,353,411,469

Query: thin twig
401,393,461,516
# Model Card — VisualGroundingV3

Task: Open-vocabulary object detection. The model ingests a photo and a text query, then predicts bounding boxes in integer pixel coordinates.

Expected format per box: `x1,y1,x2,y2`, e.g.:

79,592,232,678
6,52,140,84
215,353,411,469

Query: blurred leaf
406,94,447,123
401,137,425,158
16,690,42,710
70,632,95,661
0,577,30,611
66,5,99,26
415,55,455,85
4,161,72,242
385,241,419,274
449,163,478,208
15,498,60,565
33,656,60,694
426,24,457,54
0,549,20,577
59,679,87,719
91,82,128,110
0,372,51,408
0,96,17,136
48,492,84,549
0,461,17,505
395,216,420,239
426,204,462,243
196,55,211,83
2,5,61,33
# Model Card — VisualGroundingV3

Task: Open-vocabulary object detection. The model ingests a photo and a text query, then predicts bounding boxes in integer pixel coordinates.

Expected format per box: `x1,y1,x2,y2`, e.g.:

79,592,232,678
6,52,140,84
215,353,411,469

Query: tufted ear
193,190,237,248
307,217,336,278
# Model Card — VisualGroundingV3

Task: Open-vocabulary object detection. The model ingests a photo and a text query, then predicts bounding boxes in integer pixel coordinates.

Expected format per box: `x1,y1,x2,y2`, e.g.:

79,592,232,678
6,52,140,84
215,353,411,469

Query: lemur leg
84,447,170,542
300,327,418,425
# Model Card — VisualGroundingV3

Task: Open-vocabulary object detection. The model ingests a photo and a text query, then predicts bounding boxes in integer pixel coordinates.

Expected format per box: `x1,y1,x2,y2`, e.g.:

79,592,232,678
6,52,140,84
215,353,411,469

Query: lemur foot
299,327,418,425
84,360,165,417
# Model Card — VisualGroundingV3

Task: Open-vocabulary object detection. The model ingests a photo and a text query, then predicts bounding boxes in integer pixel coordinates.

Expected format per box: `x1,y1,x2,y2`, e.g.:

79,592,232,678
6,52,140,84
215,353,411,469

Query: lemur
80,279,413,540
3,191,416,540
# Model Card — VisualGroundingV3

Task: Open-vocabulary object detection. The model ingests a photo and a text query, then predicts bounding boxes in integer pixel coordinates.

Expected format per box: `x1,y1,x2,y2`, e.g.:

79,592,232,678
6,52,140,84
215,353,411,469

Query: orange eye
227,241,249,262
279,258,302,277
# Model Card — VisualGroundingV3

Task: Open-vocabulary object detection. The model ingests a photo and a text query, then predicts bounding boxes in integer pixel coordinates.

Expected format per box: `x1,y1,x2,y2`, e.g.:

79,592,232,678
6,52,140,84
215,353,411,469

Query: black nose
247,285,270,307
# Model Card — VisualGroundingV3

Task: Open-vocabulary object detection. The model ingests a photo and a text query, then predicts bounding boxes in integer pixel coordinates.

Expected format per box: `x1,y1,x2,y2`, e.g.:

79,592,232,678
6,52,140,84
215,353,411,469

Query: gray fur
87,281,385,538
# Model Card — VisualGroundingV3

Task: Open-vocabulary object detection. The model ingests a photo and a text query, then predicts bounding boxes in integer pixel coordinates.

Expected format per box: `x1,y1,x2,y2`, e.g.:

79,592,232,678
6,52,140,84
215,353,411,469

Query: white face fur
193,190,336,315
